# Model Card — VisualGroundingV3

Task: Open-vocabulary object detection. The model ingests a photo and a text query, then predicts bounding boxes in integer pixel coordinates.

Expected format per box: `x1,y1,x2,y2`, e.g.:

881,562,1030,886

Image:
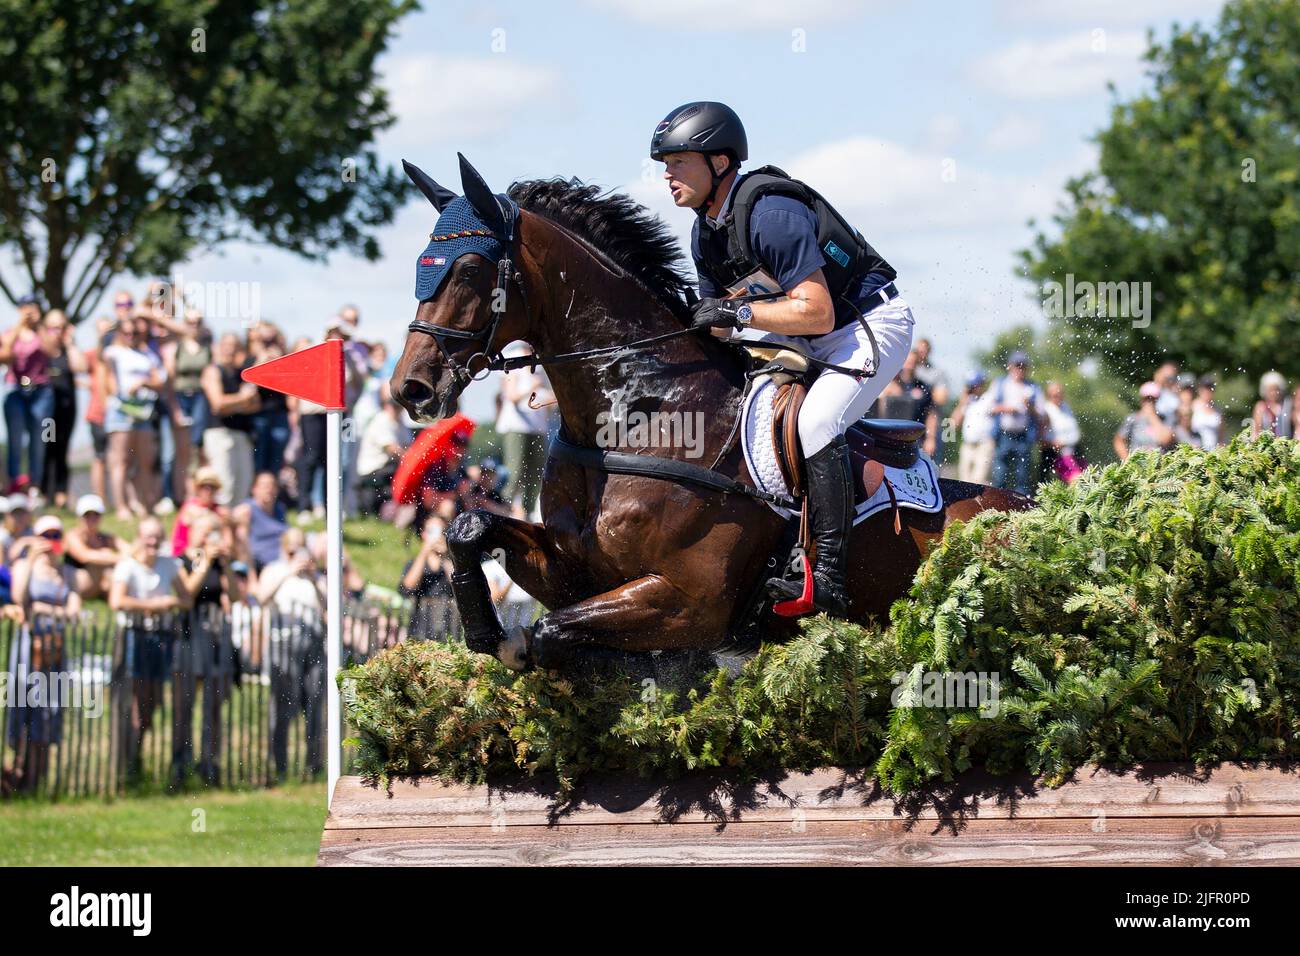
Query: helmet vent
672,104,702,127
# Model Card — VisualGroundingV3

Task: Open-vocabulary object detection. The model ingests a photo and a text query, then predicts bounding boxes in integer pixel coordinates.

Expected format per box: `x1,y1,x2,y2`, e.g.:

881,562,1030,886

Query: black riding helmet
651,102,748,212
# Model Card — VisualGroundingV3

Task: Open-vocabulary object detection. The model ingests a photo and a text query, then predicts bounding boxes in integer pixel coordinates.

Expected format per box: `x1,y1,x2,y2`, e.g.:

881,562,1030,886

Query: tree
1019,0,1300,383
0,0,416,321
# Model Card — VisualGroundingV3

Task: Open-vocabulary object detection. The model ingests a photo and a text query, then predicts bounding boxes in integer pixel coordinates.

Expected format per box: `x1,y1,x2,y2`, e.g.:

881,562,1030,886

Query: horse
392,154,1033,673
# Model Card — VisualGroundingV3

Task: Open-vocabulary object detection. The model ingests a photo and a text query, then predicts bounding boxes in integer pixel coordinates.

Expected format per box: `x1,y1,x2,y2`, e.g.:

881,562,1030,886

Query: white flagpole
325,408,343,808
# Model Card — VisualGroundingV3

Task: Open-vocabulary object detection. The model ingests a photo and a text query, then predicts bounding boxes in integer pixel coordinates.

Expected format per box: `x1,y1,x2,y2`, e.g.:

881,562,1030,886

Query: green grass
342,516,419,595
0,781,328,865
0,505,414,864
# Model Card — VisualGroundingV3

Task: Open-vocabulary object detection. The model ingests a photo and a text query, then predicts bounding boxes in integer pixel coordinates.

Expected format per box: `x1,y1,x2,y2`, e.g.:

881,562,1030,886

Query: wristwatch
735,304,753,329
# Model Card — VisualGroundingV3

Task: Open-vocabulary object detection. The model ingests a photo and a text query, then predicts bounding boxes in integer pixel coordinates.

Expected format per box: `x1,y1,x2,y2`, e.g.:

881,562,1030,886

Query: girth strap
550,433,797,511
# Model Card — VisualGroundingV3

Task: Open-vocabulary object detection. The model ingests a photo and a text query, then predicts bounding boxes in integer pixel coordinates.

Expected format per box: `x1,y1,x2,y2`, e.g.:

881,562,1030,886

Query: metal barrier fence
0,593,469,799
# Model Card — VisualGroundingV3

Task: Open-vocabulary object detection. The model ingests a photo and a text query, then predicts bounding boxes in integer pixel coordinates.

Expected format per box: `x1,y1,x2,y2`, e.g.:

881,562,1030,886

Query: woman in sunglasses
6,515,81,793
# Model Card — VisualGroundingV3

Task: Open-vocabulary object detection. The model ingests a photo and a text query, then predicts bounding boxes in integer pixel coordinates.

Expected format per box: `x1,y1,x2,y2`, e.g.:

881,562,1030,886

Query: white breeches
738,298,915,456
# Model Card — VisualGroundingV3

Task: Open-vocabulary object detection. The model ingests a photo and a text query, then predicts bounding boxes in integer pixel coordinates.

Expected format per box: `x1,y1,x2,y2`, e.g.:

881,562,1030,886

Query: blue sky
68,0,1228,418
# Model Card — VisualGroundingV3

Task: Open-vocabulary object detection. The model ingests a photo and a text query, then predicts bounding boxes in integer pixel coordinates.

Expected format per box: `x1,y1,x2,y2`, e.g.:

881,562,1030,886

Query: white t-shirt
483,559,533,606
357,411,410,477
104,345,165,401
494,344,551,435
994,377,1045,435
261,559,324,616
961,393,994,443
113,555,179,598
1043,401,1081,452
1191,403,1222,449
112,555,179,625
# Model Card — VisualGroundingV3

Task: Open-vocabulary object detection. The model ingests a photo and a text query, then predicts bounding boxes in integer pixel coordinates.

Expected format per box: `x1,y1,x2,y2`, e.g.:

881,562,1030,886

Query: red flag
242,339,345,409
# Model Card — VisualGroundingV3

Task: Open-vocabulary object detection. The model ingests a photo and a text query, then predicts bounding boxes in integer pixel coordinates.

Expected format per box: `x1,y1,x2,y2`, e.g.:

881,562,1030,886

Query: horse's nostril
399,378,434,408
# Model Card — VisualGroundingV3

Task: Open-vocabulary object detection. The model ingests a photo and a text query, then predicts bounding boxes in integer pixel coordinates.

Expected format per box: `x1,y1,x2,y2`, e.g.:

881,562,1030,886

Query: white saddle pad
741,375,944,524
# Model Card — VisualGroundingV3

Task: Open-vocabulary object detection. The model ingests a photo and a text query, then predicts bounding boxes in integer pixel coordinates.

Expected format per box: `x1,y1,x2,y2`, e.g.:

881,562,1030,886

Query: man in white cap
65,494,129,599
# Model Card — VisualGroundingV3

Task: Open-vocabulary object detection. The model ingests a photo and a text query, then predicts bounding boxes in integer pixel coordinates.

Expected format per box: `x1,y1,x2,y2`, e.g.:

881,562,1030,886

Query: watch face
737,305,753,324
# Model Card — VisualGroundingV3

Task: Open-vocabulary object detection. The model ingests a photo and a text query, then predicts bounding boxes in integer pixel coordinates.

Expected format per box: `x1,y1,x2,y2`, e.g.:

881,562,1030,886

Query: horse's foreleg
444,510,584,662
527,574,724,672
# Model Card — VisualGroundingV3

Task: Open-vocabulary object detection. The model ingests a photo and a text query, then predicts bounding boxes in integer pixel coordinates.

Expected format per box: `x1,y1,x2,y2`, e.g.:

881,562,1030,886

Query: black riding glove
689,297,743,332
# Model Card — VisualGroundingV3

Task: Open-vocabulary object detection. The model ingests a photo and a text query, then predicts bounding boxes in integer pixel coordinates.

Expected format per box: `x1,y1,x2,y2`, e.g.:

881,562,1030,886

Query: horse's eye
460,265,481,282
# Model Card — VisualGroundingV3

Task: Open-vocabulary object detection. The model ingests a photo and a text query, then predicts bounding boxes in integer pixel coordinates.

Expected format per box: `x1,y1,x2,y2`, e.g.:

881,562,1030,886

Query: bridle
406,217,533,386
406,214,879,383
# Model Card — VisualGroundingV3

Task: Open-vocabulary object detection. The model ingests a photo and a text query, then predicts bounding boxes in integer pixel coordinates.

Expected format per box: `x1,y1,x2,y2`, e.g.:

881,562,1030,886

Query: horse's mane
507,178,694,321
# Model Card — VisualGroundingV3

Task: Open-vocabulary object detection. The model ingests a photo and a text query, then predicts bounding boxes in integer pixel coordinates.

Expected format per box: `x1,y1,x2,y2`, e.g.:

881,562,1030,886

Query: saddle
745,346,925,508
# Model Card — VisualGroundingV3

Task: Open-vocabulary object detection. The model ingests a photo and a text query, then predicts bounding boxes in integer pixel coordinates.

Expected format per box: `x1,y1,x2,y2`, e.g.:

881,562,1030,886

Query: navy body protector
695,165,896,332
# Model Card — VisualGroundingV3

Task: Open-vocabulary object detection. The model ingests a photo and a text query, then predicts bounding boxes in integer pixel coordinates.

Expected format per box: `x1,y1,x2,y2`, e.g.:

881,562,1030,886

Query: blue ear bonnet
414,195,519,301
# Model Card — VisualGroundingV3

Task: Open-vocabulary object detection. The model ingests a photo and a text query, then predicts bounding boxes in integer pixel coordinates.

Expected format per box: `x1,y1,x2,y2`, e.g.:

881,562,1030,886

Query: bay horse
392,154,1031,673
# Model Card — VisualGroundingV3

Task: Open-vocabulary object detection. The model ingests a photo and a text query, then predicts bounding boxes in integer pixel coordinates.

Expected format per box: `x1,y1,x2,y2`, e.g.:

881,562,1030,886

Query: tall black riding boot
767,435,854,617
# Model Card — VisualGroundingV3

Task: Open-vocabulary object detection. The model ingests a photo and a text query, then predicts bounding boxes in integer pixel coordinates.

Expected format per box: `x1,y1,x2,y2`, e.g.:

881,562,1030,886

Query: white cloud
585,0,878,28
625,136,1102,391
382,55,559,142
970,30,1149,99
982,114,1045,152
782,137,1050,236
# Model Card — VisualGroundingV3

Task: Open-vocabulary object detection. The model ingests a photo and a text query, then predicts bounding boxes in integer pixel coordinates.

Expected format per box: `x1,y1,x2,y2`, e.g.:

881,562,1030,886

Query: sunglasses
40,530,63,541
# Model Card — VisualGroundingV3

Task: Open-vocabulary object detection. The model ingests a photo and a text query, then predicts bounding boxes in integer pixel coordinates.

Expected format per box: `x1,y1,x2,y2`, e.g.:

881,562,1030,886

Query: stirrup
771,560,816,618
768,566,850,618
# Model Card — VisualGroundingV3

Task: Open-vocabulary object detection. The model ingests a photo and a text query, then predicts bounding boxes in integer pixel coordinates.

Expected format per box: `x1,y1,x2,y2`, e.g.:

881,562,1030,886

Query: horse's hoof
496,626,530,672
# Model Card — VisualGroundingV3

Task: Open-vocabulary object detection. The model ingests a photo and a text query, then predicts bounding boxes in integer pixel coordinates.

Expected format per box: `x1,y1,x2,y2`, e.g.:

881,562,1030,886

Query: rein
405,215,881,510
409,280,878,380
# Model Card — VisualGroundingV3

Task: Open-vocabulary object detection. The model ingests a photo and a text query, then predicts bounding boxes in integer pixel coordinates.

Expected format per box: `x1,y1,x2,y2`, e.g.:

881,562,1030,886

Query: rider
651,101,915,616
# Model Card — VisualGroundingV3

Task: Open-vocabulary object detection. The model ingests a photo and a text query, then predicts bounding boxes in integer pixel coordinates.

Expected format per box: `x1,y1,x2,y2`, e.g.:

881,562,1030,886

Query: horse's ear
402,160,457,212
457,153,508,237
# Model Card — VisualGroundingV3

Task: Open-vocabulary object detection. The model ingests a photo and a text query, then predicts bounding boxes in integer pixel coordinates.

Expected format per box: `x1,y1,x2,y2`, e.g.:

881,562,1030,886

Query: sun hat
76,493,106,516
34,515,64,536
326,315,358,338
1139,381,1162,400
194,467,223,489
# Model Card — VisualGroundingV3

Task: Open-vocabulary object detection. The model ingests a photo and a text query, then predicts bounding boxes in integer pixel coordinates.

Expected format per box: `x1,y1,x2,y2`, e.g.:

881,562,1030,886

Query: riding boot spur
767,434,854,617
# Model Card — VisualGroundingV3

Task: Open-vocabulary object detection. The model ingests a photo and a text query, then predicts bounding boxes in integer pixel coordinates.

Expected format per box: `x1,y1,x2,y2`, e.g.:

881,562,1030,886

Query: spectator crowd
1,284,554,795
868,336,1299,500
6,283,1294,794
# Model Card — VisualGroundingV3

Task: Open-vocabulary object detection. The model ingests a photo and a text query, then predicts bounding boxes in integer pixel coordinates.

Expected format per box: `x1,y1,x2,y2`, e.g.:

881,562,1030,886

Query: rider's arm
742,201,837,336
746,270,836,336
